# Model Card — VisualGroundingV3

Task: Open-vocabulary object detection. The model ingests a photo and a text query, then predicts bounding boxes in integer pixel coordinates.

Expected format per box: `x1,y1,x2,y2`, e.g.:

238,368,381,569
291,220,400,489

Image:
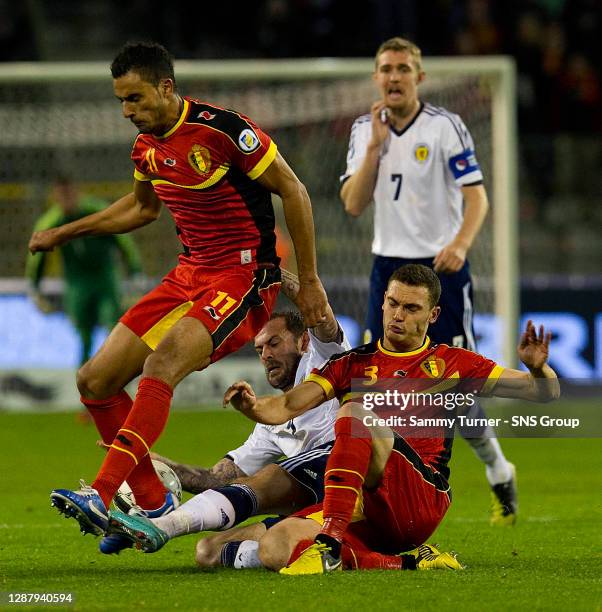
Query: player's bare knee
142,350,166,375
257,530,288,571
195,536,221,568
76,361,114,398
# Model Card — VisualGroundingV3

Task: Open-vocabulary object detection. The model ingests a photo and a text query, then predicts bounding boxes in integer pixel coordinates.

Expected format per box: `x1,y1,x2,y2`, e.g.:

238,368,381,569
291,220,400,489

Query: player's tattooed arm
280,268,342,344
280,268,300,301
149,453,246,494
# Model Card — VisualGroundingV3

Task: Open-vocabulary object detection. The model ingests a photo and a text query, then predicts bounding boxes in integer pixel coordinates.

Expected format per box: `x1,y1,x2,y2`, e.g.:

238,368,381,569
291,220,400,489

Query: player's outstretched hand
518,320,552,371
295,276,328,328
28,228,64,254
223,380,257,418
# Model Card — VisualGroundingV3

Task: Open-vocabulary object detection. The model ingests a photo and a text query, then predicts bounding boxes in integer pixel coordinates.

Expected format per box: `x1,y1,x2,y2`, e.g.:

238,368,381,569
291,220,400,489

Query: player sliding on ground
99,268,349,557
224,264,560,574
105,270,461,570
28,41,327,542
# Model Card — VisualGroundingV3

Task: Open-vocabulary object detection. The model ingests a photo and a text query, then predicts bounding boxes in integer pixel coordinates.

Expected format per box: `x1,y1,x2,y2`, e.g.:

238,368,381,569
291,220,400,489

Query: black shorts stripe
211,267,281,351
392,433,450,494
276,441,332,504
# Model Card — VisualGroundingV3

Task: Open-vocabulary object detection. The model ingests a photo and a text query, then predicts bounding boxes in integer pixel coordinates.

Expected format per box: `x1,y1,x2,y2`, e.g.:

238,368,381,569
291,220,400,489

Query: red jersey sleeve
306,355,350,401
131,134,154,182
455,348,505,395
222,114,277,180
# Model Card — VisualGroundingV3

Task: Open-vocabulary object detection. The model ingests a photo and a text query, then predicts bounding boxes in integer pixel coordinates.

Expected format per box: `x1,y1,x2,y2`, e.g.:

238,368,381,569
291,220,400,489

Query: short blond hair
374,37,423,72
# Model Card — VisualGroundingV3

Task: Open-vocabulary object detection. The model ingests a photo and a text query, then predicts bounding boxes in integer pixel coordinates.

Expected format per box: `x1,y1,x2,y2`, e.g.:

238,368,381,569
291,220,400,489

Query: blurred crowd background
1,0,600,275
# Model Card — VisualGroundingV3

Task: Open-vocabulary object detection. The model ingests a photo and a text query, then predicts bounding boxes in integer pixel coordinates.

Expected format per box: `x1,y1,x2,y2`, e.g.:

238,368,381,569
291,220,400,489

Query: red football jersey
307,337,504,478
132,97,279,269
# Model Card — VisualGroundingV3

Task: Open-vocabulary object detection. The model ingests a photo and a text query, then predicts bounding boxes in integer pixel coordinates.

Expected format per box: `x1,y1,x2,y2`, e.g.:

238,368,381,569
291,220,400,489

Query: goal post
0,56,518,366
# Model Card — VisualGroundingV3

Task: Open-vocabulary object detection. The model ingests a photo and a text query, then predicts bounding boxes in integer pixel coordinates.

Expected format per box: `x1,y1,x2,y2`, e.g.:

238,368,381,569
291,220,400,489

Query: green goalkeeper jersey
25,196,142,291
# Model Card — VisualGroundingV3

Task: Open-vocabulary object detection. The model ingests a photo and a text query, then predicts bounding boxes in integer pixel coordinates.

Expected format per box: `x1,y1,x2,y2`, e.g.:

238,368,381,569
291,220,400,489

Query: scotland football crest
414,143,430,163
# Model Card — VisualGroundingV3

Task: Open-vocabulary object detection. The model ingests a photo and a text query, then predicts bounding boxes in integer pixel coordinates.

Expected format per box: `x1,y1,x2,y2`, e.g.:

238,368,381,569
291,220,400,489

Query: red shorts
294,435,451,554
120,259,280,364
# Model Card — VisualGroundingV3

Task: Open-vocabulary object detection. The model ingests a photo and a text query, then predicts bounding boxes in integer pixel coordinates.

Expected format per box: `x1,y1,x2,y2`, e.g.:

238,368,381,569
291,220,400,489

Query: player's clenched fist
29,227,64,253
369,100,390,148
223,380,257,417
295,277,328,328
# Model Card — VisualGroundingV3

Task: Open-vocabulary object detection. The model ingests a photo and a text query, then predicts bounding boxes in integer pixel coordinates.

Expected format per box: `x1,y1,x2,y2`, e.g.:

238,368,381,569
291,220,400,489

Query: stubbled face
373,49,424,115
382,281,439,351
113,71,172,135
254,318,306,391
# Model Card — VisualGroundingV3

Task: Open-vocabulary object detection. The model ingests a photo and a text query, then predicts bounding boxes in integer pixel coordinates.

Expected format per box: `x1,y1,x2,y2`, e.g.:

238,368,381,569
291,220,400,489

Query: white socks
152,490,236,538
153,510,191,539
465,434,512,485
233,540,262,569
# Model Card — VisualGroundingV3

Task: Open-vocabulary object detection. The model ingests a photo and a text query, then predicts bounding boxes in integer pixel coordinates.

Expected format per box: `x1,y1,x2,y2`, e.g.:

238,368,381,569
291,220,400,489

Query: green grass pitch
0,409,600,611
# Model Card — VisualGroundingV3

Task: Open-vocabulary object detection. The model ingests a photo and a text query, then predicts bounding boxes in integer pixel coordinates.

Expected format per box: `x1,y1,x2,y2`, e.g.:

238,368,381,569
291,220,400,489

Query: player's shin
154,484,257,537
83,390,166,509
318,416,372,552
464,430,512,484
92,377,172,508
83,391,131,443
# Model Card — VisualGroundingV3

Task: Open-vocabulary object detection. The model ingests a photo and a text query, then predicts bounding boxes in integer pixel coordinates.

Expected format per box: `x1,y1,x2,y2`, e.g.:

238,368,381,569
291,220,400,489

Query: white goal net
0,57,517,365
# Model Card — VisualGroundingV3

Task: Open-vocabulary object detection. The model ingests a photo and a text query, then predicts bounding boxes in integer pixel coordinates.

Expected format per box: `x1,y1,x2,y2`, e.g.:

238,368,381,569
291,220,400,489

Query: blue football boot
50,480,108,536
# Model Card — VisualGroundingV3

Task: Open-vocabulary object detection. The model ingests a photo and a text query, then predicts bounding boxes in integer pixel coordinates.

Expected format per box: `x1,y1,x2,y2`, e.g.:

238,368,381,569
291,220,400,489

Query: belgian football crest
188,144,212,175
414,143,430,164
420,357,446,378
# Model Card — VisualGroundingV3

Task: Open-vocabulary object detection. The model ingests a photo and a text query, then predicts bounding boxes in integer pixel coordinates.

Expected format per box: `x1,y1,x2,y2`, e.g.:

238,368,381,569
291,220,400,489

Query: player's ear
300,330,310,353
160,78,174,94
416,70,426,85
429,305,441,324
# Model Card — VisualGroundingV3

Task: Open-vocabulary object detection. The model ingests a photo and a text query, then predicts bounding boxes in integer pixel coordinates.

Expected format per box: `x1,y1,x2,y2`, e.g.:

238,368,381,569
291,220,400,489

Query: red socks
83,388,167,509
288,538,407,571
83,390,131,443
343,546,403,570
320,416,373,543
91,377,173,509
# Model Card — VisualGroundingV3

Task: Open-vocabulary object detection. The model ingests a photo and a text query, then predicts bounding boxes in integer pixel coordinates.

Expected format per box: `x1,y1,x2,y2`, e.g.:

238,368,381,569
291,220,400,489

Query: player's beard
266,354,302,391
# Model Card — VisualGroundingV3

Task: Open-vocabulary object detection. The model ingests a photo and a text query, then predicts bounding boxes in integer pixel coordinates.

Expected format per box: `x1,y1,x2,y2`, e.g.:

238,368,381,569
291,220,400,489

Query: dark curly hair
110,41,175,87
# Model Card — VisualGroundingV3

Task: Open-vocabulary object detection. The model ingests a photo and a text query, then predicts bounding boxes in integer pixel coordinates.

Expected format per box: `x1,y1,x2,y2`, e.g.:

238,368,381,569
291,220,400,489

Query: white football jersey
226,327,350,475
341,102,483,258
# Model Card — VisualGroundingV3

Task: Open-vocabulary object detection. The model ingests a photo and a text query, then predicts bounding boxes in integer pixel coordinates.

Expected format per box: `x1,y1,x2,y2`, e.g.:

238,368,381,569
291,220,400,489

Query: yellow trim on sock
324,485,361,495
119,428,150,454
325,468,365,482
110,443,138,465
